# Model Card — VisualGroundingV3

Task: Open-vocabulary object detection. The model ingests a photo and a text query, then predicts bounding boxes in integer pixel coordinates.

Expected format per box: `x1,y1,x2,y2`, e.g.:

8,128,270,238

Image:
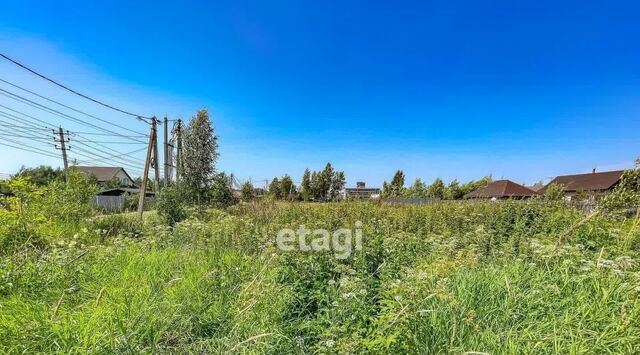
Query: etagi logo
276,221,363,259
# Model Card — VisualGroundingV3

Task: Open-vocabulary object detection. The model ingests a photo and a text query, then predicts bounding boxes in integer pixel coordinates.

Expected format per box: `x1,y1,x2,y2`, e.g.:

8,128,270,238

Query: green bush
90,214,143,241
156,186,187,226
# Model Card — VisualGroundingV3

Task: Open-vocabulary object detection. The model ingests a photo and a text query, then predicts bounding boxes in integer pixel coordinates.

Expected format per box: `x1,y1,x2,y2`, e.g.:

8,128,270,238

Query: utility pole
137,118,156,220
54,127,70,180
152,120,161,193
163,117,169,183
175,119,183,184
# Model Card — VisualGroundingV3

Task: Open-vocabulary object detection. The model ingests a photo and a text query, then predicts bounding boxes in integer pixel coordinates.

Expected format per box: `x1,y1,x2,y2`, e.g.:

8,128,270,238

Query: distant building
539,169,624,199
75,166,135,187
526,182,545,193
342,181,381,200
464,180,539,200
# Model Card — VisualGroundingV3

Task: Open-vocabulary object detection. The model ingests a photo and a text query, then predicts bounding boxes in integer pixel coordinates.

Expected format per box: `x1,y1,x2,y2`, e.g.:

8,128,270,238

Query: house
538,169,624,199
75,166,135,187
341,181,381,200
464,180,539,200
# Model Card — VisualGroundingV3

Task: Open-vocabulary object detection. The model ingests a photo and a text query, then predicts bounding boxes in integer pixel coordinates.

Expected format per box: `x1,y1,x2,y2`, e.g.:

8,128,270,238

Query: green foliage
0,170,97,255
301,168,312,201
280,175,296,200
13,165,64,186
427,177,446,199
182,109,219,204
406,178,427,198
268,177,282,199
209,172,236,209
601,159,640,214
40,169,98,224
383,170,406,197
156,185,187,226
240,181,256,202
544,182,566,200
90,214,143,240
447,179,464,199
2,199,640,353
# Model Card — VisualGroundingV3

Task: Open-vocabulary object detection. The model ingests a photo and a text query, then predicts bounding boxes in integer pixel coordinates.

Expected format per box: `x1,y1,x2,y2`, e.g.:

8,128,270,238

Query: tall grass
1,201,639,353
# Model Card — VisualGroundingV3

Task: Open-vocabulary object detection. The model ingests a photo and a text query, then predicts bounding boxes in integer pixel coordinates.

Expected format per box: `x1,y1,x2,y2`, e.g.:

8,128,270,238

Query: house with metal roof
75,166,135,187
539,169,624,199
464,180,539,200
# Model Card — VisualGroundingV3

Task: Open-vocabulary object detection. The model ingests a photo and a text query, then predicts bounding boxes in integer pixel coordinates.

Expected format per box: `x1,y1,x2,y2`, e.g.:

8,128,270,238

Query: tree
301,168,312,201
268,177,282,199
280,175,296,200
182,109,219,204
330,171,346,200
383,170,406,197
240,181,256,202
407,179,427,198
210,172,236,208
427,178,446,199
461,175,492,196
544,183,566,201
447,179,464,200
14,165,64,186
601,158,640,214
318,163,334,200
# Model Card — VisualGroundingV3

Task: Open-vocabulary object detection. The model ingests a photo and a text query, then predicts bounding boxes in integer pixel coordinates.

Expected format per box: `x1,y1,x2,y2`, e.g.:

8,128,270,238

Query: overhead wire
0,89,148,143
0,77,149,136
0,52,152,123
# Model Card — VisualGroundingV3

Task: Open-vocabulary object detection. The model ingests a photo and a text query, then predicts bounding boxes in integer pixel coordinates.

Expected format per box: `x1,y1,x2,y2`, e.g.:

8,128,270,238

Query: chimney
592,168,596,174
356,181,365,188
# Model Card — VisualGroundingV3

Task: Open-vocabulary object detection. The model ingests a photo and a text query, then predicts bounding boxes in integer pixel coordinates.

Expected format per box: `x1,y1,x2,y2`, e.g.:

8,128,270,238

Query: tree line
381,169,492,200
240,163,346,202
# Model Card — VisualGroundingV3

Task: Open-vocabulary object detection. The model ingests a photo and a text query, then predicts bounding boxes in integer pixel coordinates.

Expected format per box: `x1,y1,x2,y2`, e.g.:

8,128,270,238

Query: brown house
75,166,135,187
539,170,624,198
464,180,539,200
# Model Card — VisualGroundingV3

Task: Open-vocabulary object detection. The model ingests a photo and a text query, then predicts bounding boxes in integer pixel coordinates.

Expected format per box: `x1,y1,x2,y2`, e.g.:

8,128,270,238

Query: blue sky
0,0,639,187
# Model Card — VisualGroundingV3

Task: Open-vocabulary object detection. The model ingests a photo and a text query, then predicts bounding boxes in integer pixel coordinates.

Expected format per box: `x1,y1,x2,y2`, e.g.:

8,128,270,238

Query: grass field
1,201,639,353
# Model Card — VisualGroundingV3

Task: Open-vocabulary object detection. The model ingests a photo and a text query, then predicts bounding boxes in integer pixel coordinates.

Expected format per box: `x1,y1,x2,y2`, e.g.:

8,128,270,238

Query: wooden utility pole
137,118,156,220
56,127,69,170
152,122,160,193
175,119,183,184
163,117,170,183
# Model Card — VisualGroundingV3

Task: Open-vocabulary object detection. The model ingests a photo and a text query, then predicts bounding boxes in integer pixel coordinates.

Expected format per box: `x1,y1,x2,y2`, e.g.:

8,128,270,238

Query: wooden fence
93,195,126,212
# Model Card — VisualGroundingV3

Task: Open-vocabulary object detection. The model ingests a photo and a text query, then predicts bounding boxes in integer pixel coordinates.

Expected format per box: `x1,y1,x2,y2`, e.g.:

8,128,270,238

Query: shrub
90,214,143,241
156,186,187,226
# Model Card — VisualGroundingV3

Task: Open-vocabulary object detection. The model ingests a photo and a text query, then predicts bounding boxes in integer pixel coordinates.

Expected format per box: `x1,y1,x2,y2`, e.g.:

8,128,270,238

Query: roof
464,180,539,199
345,187,381,192
539,170,624,193
97,187,155,196
526,182,545,192
75,166,134,184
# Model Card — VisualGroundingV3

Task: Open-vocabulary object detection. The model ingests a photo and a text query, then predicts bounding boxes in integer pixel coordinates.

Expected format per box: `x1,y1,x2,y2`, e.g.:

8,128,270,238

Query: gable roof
539,170,624,194
465,180,539,199
75,166,134,184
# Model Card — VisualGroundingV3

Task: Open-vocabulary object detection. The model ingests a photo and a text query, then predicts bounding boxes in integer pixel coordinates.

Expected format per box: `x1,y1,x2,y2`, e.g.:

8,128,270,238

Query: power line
0,139,59,159
72,133,147,163
71,143,145,168
0,78,149,136
0,89,147,143
69,147,145,172
0,52,152,122
70,140,146,144
69,131,147,138
0,105,56,129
